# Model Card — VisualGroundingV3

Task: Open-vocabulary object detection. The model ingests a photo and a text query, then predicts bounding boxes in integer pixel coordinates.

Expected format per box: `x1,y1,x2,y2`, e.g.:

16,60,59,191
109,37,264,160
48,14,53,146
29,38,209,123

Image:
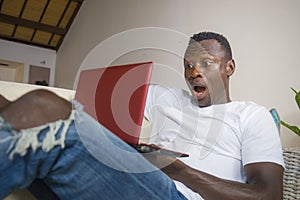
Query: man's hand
143,154,189,180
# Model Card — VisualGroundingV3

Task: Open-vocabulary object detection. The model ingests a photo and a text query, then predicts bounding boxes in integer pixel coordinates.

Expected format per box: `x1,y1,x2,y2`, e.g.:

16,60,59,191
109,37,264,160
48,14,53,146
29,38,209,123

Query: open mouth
192,85,207,100
193,86,206,94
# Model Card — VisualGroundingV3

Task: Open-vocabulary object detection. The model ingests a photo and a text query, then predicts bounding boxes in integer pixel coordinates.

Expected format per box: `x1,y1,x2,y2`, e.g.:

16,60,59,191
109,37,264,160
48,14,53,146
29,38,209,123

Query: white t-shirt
144,84,285,199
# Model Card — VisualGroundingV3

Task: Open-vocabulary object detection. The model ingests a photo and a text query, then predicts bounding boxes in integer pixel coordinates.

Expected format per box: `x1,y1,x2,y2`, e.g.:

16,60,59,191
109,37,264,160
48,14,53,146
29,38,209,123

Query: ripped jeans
0,100,186,200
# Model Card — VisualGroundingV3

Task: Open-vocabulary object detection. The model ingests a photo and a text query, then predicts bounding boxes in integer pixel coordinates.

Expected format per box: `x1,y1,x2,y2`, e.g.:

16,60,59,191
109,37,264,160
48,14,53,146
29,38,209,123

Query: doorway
28,65,50,86
0,59,24,83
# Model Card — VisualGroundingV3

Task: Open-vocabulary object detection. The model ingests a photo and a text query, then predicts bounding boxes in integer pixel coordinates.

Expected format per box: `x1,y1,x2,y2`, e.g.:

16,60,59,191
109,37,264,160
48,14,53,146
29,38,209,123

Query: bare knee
22,89,72,115
0,89,72,130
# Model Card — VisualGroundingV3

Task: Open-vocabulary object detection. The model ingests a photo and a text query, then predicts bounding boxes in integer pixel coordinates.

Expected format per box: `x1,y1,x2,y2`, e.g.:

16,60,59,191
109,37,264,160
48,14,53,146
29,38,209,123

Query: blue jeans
0,101,186,200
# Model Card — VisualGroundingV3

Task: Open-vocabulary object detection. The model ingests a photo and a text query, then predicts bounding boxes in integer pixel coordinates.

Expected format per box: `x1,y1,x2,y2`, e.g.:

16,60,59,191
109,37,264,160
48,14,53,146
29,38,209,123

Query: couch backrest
0,80,75,101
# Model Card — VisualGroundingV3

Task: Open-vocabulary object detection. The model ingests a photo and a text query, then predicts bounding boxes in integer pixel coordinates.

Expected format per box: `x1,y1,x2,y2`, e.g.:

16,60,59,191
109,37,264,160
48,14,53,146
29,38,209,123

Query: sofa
1,80,299,199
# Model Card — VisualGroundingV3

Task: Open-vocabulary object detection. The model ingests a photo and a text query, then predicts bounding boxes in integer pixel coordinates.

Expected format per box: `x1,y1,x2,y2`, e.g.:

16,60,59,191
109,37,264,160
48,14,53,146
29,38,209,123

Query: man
0,31,284,200
143,32,284,199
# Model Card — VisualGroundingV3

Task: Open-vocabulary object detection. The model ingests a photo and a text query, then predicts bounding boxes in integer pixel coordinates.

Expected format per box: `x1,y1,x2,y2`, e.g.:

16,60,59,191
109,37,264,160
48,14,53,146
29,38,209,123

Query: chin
197,99,211,107
198,104,210,108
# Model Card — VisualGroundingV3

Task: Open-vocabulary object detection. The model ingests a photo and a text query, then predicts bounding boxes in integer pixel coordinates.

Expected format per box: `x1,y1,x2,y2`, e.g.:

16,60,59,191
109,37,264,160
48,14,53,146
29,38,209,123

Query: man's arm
147,156,284,200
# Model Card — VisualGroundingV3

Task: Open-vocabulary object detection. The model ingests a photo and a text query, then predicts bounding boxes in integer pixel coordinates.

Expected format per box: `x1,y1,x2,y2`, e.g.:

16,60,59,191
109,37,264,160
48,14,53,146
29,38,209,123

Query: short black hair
189,31,232,61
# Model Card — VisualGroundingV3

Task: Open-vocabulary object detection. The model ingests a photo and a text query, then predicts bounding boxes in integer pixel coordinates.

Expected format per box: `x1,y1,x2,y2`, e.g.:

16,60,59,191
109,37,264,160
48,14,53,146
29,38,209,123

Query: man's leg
0,89,72,130
0,90,186,200
0,89,74,198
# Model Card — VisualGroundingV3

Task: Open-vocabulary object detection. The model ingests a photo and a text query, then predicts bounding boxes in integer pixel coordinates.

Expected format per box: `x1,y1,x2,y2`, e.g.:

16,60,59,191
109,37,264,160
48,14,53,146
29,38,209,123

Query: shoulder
227,101,269,118
225,101,275,131
227,101,264,110
230,102,280,146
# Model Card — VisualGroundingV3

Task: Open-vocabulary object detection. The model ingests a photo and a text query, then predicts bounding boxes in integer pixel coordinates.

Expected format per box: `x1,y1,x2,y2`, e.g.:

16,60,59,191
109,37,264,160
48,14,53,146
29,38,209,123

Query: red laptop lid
75,62,153,146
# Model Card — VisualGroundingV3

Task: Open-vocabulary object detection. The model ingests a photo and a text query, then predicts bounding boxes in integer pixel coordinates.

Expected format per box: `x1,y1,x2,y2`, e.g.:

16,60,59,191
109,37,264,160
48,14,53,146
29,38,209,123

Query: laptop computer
75,61,188,157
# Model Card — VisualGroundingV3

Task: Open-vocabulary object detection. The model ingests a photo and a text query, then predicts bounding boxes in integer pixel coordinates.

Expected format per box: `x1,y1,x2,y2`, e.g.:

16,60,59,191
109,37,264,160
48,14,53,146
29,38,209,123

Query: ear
226,59,235,77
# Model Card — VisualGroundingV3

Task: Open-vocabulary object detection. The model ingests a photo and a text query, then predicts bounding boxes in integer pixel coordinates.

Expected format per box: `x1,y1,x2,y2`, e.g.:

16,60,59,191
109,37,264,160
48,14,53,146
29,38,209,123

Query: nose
190,66,202,79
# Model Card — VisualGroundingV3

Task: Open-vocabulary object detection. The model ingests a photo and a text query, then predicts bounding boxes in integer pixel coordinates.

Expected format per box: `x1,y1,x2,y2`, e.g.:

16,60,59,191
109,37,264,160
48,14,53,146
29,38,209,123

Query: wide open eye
186,63,194,69
202,60,213,67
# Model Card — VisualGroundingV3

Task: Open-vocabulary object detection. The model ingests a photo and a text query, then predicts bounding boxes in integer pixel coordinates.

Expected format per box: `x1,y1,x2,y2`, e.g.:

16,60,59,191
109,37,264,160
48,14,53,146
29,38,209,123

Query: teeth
194,86,205,93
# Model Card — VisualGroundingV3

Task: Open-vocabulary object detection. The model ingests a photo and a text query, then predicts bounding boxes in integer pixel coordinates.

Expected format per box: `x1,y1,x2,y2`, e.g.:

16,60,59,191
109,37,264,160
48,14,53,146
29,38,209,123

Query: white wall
56,0,300,147
0,39,56,85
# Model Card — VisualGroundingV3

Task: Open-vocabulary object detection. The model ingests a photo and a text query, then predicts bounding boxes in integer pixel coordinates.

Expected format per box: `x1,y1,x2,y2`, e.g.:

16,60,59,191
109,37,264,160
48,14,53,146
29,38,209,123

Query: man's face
184,39,233,107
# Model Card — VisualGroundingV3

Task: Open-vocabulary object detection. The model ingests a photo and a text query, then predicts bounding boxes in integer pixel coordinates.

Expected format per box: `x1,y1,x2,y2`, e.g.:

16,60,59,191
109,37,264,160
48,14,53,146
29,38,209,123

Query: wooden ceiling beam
0,13,66,35
12,0,28,37
71,0,84,3
48,0,71,46
0,33,56,50
56,0,83,49
30,0,51,41
0,0,4,11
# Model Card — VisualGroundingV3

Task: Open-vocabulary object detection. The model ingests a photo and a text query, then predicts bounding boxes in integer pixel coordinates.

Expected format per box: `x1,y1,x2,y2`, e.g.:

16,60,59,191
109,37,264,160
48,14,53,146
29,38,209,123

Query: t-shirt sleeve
241,106,285,168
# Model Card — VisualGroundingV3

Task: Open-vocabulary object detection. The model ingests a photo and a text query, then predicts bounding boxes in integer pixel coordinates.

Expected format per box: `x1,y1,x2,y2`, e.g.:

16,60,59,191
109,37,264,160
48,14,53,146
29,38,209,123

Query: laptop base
135,143,189,158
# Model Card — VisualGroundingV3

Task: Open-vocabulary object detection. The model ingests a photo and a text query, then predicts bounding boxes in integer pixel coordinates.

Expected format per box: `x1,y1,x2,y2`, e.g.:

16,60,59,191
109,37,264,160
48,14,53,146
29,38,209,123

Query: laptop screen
75,62,153,146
